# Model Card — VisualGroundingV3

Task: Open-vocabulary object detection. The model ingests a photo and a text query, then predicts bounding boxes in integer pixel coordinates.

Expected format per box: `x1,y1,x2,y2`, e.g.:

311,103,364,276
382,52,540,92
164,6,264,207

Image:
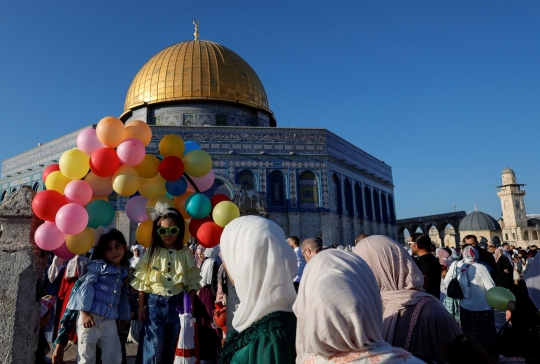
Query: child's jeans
76,313,122,364
142,293,183,364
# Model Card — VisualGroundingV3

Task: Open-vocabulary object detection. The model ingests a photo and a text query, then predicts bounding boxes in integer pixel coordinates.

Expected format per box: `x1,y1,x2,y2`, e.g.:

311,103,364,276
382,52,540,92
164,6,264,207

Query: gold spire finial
193,19,200,40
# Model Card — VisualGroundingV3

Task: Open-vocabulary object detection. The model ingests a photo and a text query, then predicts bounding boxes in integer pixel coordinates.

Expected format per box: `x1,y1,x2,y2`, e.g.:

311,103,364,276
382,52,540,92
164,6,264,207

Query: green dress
219,311,297,364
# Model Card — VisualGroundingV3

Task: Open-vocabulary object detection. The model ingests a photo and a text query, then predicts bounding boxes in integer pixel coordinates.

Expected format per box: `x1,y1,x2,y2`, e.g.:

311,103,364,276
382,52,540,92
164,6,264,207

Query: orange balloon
125,120,152,146
173,190,195,219
96,116,126,148
134,155,160,179
136,220,154,248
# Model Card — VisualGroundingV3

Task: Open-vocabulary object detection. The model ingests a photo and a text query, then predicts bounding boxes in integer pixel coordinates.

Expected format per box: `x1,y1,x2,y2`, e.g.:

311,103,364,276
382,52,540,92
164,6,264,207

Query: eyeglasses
157,226,180,236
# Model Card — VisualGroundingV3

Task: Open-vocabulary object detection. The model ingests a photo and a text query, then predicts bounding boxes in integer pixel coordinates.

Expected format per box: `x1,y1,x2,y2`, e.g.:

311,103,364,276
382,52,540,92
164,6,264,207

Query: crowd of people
34,209,540,364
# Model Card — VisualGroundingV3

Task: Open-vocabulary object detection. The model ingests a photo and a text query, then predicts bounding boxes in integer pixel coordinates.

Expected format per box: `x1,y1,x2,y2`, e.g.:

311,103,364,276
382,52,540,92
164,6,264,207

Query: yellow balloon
213,201,241,227
66,227,95,255
183,219,190,244
136,220,154,248
146,194,174,218
112,166,140,197
182,150,213,178
125,120,152,146
59,149,90,180
134,155,160,179
45,171,72,194
159,134,185,158
96,116,126,148
138,175,166,199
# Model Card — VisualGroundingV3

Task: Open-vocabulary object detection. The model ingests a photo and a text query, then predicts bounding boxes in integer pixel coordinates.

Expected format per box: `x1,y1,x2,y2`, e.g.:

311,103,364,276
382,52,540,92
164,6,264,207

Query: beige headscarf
220,215,297,333
353,235,432,345
494,247,503,263
294,249,423,364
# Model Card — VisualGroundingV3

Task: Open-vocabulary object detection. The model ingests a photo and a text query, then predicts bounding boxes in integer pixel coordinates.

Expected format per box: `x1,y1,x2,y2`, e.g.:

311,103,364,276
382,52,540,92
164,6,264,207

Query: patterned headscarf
462,246,478,264
436,248,451,268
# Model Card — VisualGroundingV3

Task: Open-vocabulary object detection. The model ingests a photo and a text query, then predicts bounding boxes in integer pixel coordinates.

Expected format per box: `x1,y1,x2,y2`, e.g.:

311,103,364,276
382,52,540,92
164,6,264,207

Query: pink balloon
55,203,89,235
77,129,105,155
54,242,76,259
84,172,113,197
126,195,149,223
188,170,215,192
64,180,93,205
117,138,146,166
34,222,66,251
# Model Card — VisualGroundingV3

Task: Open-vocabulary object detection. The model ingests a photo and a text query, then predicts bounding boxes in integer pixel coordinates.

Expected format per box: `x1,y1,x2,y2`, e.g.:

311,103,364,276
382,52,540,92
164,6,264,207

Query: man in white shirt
287,236,306,292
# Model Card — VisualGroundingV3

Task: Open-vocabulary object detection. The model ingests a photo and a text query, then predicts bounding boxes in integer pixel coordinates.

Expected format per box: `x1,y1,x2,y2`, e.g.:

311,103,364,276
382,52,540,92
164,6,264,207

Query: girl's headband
146,201,179,221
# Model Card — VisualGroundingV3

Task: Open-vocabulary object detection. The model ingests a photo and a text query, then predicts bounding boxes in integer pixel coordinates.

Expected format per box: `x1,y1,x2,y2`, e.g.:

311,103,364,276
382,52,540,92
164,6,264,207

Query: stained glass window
269,171,285,207
237,171,255,190
299,171,319,210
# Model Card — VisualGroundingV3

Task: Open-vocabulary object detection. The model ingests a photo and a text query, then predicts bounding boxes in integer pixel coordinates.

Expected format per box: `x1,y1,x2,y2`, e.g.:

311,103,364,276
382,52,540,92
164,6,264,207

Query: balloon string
183,173,201,193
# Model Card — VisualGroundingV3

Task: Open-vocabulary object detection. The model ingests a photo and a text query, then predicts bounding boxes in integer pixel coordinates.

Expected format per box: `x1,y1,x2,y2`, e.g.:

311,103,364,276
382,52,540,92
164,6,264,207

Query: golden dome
122,40,271,116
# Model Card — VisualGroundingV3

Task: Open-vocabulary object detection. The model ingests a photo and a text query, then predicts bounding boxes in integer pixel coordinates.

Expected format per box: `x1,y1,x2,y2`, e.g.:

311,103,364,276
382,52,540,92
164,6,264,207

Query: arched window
364,186,373,221
381,192,389,224
524,231,530,241
373,189,381,223
11,188,17,194
533,231,538,241
299,171,319,210
204,178,233,199
355,183,364,219
493,236,501,246
237,170,255,190
32,182,40,192
0,191,6,201
388,195,395,224
344,179,353,217
269,171,286,207
332,174,342,214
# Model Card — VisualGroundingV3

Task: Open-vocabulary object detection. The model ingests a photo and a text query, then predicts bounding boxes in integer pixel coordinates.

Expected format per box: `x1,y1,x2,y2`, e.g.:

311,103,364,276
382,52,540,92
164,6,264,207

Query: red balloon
159,156,185,181
42,164,60,183
196,222,223,248
189,217,212,237
32,190,67,221
211,194,231,209
90,147,120,177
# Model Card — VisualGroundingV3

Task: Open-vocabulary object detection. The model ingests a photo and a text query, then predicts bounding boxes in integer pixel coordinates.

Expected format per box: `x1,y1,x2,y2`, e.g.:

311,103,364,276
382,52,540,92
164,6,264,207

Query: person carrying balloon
131,202,201,364
64,228,131,364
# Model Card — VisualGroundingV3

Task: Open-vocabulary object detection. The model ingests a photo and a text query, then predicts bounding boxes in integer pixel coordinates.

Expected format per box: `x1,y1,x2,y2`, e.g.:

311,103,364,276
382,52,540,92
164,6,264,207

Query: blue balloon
165,177,188,196
184,141,201,155
186,193,212,219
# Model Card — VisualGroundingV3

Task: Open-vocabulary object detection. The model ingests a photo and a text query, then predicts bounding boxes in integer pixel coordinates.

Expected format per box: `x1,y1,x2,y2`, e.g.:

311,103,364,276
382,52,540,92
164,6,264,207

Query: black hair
146,208,186,269
463,235,478,244
288,236,300,246
412,233,431,251
91,229,129,267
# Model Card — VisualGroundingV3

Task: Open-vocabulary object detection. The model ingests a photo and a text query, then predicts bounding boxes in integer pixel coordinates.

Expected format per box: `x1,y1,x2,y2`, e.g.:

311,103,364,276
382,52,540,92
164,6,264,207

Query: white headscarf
525,256,540,310
65,255,89,278
129,244,144,269
220,216,297,333
294,250,423,364
47,256,66,283
352,235,432,345
200,246,220,287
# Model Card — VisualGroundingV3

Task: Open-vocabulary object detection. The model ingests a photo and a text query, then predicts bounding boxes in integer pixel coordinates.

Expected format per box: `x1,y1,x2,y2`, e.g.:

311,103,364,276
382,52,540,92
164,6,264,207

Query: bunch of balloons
33,116,241,255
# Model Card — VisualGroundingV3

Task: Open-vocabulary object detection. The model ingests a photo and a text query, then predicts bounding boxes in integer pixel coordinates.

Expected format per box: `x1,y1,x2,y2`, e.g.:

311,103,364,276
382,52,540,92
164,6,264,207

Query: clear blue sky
1,1,539,220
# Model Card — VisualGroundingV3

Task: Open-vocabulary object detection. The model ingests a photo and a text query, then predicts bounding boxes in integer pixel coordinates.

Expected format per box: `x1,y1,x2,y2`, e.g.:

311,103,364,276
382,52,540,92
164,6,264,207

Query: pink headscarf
436,248,451,268
353,235,432,345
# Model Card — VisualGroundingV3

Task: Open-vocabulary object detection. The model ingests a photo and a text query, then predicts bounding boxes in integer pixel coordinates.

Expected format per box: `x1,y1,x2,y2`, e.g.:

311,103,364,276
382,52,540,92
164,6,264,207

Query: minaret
497,167,527,228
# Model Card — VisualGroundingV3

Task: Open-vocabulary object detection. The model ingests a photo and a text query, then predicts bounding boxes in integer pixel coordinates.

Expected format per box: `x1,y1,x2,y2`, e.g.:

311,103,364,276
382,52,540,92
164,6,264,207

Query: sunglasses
157,226,180,236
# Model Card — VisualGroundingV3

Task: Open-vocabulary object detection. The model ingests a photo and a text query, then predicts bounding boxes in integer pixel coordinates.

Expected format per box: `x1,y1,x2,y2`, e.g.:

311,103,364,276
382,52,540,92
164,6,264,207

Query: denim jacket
67,260,130,320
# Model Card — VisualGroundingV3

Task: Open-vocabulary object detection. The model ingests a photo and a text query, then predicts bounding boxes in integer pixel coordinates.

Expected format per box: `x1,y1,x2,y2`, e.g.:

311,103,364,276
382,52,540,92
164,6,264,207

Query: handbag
447,263,464,299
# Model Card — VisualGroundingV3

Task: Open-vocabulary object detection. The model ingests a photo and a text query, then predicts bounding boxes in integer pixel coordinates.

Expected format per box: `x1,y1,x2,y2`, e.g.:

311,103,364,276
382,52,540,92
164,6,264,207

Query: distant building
497,168,540,246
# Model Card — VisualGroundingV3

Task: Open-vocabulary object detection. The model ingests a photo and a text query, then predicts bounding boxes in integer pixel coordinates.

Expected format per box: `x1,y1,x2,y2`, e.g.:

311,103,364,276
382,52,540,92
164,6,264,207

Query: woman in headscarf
445,246,497,359
198,246,222,363
195,245,205,268
436,248,451,302
353,235,461,361
219,216,297,364
495,247,513,288
129,244,144,269
294,249,425,364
